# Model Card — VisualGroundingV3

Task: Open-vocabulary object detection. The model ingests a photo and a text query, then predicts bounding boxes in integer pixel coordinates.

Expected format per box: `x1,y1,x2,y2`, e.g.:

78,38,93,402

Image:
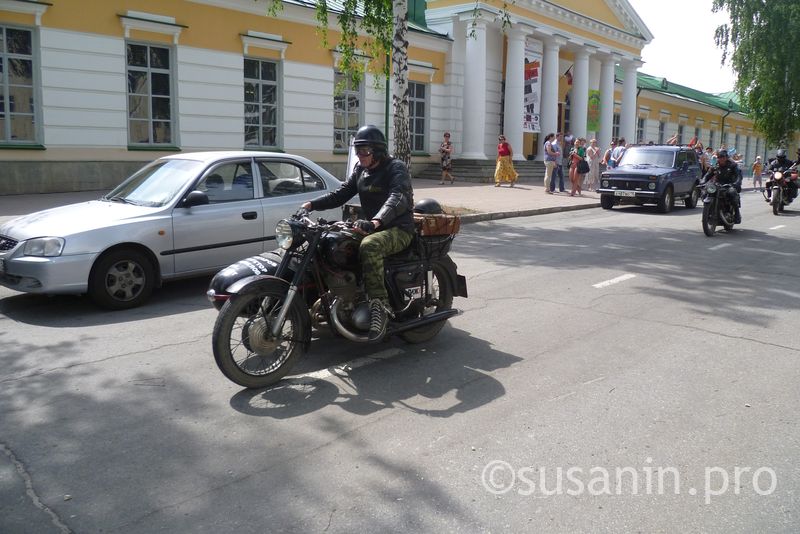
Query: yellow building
0,0,770,193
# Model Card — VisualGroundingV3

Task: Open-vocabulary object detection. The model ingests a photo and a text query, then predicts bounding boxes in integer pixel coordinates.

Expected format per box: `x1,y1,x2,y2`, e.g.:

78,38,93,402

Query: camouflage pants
360,226,413,302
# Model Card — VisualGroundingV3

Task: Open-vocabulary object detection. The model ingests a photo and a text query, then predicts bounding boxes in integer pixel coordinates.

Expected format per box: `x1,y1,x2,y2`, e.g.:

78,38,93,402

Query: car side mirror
681,161,689,171
183,190,209,207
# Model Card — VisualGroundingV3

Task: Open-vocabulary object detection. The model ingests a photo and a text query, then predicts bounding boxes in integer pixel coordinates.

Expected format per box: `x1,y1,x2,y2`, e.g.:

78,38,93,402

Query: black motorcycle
763,164,797,215
206,207,468,388
700,179,738,236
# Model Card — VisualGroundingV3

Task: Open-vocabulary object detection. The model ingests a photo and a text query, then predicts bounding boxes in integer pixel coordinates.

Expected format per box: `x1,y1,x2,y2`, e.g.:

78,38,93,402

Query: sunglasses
355,147,373,156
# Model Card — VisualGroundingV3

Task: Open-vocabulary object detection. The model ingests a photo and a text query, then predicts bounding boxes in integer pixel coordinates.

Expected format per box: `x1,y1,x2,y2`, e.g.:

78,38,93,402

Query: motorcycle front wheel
773,188,782,216
701,202,716,237
213,287,306,389
399,261,454,344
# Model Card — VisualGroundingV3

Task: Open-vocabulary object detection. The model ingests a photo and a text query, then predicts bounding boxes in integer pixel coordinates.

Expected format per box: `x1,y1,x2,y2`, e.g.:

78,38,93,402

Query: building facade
0,0,773,194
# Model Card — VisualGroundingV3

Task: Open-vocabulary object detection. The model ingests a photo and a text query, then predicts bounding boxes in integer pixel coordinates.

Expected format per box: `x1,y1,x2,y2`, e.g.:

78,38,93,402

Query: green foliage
713,0,800,145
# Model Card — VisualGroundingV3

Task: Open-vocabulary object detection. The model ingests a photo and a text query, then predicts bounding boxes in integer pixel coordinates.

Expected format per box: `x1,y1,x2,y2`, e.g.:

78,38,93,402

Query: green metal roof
621,66,744,113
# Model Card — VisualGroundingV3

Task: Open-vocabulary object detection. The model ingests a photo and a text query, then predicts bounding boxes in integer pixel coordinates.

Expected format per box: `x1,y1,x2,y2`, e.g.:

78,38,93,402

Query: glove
295,207,310,218
353,219,375,233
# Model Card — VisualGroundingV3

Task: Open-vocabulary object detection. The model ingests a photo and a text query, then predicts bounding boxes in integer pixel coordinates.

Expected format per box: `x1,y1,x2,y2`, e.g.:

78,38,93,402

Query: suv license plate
614,191,636,197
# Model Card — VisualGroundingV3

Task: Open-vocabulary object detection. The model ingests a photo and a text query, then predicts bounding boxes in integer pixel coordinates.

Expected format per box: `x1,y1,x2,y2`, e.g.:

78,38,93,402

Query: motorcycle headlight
23,237,65,257
706,183,717,194
275,219,295,250
774,171,783,180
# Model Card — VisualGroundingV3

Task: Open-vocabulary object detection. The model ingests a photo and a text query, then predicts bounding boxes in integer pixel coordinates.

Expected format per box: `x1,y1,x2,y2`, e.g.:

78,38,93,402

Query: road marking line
769,225,786,230
289,348,404,383
582,376,607,385
709,243,731,251
593,274,636,288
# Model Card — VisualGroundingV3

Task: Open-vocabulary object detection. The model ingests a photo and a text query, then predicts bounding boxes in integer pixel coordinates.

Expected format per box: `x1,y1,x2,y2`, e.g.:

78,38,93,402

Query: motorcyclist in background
703,149,743,224
301,125,414,342
765,148,797,203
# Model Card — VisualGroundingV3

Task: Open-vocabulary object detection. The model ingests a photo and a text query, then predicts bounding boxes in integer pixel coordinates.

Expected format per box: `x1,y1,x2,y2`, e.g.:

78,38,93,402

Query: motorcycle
700,179,738,236
763,164,798,215
206,206,468,388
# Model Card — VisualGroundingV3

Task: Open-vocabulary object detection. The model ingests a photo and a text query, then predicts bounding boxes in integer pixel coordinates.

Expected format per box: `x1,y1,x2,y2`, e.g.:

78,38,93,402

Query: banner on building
523,46,542,133
587,90,601,132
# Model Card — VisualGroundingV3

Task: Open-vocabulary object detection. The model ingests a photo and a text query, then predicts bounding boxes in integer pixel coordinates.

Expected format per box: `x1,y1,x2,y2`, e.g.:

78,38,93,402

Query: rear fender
434,255,468,298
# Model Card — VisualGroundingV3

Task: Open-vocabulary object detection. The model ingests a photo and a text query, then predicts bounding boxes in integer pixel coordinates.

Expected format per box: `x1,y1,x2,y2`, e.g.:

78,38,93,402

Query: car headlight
706,183,717,194
602,180,609,187
648,182,656,190
23,237,65,257
275,219,295,250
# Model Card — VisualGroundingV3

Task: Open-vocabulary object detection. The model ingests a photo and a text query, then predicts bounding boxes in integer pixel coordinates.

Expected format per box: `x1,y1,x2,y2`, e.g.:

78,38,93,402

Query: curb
460,202,601,224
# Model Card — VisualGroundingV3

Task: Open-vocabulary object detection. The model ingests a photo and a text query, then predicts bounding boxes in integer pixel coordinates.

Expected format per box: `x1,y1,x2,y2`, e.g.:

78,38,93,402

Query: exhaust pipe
386,309,460,335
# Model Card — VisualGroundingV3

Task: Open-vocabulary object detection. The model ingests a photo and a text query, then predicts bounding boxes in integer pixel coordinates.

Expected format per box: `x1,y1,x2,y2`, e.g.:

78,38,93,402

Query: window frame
332,70,364,153
125,40,177,148
244,56,282,150
408,80,428,154
0,24,41,146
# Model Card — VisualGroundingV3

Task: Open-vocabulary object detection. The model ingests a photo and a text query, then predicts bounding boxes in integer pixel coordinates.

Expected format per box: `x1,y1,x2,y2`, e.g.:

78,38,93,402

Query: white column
599,55,616,151
620,59,641,144
461,19,488,159
539,36,564,144
570,49,590,139
503,28,527,161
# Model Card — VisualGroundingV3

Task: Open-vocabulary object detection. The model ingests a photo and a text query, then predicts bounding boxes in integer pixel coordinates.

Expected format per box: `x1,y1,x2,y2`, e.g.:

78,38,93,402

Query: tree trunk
392,0,411,170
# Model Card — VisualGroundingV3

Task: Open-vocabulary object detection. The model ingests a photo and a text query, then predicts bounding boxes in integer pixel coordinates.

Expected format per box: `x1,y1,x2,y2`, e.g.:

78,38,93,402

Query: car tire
89,248,155,310
600,195,614,210
684,186,699,209
658,186,674,213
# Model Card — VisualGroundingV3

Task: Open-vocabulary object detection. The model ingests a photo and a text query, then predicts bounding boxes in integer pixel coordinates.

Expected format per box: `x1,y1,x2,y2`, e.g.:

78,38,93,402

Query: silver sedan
0,151,345,309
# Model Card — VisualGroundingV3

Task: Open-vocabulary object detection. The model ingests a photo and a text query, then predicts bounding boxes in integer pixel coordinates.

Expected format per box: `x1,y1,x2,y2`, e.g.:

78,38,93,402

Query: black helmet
717,149,728,158
353,125,387,149
776,148,787,159
414,198,444,214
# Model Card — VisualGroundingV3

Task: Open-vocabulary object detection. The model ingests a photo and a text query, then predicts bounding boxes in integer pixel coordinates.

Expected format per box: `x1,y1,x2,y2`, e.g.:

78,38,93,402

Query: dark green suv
598,145,702,213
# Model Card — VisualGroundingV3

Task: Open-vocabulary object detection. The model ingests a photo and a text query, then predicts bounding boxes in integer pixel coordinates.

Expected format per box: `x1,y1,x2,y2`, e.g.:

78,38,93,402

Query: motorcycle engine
320,230,361,270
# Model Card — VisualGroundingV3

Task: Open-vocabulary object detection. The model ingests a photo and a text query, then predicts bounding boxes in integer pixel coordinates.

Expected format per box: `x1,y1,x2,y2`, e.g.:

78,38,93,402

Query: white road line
769,225,786,230
592,273,636,289
709,243,731,251
288,348,404,383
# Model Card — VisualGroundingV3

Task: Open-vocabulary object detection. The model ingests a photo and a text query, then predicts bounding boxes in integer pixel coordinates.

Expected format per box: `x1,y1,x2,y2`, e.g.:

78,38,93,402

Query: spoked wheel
701,202,716,237
399,262,454,344
773,189,782,215
212,287,306,388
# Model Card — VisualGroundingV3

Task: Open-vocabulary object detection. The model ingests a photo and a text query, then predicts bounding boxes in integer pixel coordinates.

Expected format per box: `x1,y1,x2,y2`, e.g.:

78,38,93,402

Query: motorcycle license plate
404,286,423,300
614,191,636,197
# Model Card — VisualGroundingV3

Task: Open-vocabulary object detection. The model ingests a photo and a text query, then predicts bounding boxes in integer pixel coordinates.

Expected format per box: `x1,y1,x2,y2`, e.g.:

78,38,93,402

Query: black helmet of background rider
353,125,388,160
776,148,788,163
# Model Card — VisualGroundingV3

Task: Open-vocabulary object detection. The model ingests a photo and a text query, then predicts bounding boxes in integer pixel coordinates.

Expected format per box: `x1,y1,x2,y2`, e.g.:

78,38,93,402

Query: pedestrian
569,137,586,196
609,137,627,168
701,146,713,175
585,138,601,190
494,134,518,187
751,155,763,191
439,132,455,184
550,132,566,193
666,132,679,145
542,132,557,194
601,138,616,171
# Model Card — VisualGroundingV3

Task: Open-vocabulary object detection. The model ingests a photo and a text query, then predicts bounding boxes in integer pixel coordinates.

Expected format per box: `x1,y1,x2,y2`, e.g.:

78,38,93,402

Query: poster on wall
523,46,542,133
587,90,601,132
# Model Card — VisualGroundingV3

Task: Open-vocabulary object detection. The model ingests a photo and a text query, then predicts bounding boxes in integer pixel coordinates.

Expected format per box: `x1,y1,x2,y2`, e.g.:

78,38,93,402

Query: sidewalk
0,180,600,225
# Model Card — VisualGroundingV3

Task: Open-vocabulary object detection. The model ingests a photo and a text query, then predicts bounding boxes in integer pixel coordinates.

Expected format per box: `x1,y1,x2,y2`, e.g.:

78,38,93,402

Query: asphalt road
1,193,798,533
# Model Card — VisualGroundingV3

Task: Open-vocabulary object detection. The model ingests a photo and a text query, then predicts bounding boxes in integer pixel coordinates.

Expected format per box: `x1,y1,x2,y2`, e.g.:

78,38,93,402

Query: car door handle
242,211,258,220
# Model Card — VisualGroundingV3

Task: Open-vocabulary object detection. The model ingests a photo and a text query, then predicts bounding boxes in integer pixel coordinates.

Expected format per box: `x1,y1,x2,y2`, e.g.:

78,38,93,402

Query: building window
408,81,426,153
694,127,700,143
333,71,362,151
658,121,665,144
734,133,740,153
677,124,684,144
612,112,620,139
563,94,571,135
244,58,279,148
636,117,645,144
709,129,715,149
1,26,37,143
126,42,174,145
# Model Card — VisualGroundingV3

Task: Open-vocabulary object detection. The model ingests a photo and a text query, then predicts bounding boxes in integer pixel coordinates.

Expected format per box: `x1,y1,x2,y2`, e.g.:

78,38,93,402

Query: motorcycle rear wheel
399,262,454,344
212,288,305,388
701,203,716,237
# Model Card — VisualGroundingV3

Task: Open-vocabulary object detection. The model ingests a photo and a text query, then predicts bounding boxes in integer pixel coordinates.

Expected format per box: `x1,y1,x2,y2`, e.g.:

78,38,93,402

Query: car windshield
619,149,675,168
103,159,206,207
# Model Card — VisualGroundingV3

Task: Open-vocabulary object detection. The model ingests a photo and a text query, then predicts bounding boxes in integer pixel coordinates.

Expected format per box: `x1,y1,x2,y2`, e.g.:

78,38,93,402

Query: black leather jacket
768,157,794,172
309,157,415,233
704,160,742,187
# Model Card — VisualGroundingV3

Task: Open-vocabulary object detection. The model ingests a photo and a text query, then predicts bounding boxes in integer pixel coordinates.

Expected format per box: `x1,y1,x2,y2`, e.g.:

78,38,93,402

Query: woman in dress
569,137,586,196
585,138,601,191
439,132,454,184
494,134,518,187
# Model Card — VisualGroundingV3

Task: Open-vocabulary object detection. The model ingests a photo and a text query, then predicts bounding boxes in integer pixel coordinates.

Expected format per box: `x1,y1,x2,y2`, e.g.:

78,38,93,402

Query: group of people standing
543,132,604,196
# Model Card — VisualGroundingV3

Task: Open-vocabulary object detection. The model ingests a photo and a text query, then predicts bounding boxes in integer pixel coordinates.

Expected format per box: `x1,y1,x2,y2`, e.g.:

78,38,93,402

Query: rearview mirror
183,190,209,207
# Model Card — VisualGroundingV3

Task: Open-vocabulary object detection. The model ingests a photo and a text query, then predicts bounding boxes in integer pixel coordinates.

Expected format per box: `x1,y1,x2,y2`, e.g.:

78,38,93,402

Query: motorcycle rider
703,149,742,224
765,148,798,203
301,125,414,342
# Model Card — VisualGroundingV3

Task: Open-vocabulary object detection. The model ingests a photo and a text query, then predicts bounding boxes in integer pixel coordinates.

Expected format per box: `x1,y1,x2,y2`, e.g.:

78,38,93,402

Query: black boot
368,299,388,342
